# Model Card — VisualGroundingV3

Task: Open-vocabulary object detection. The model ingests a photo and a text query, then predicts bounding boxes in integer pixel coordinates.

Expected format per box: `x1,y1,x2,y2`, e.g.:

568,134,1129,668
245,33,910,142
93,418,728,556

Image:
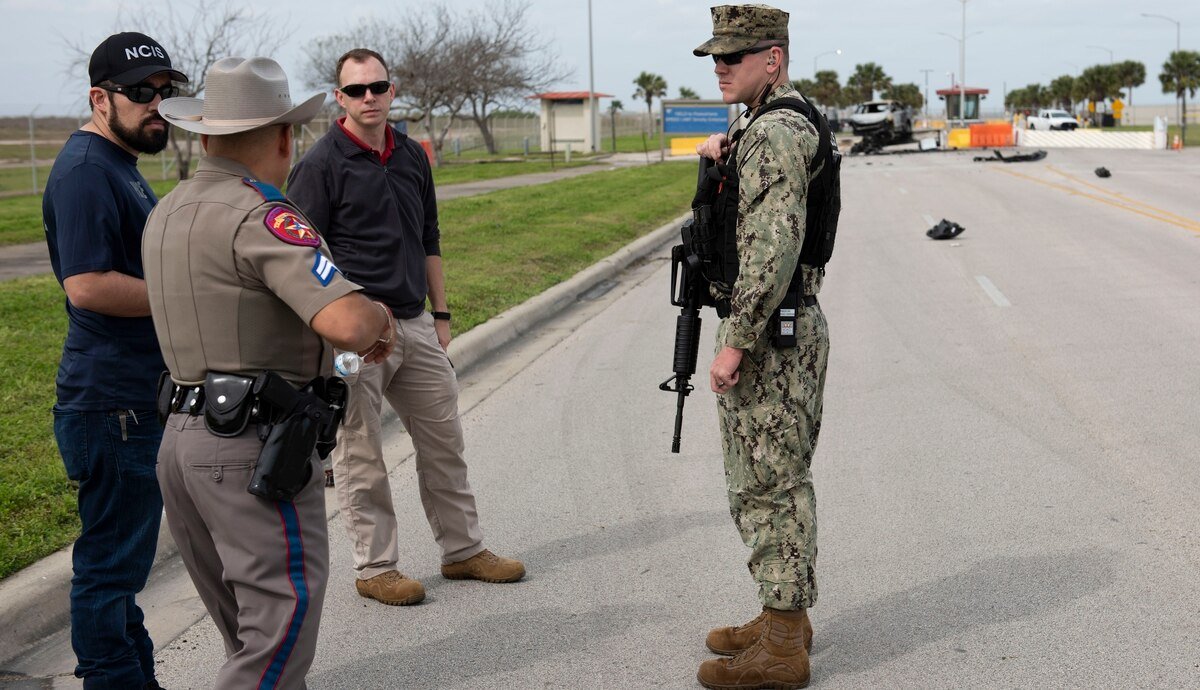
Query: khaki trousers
333,311,484,578
158,414,328,690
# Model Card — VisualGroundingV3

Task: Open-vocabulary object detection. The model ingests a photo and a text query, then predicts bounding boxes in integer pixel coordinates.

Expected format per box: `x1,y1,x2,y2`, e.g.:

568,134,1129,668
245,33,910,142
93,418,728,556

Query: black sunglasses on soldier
339,80,391,98
712,44,779,66
100,82,180,104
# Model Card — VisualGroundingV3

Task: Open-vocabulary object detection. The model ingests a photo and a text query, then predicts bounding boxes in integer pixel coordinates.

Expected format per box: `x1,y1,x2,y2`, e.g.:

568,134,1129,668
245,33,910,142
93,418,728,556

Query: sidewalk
0,192,687,684
0,153,655,283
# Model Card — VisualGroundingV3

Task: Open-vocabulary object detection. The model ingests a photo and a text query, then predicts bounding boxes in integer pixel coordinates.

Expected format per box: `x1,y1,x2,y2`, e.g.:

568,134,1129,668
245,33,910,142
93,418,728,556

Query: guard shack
937,85,989,123
660,99,736,158
531,91,612,153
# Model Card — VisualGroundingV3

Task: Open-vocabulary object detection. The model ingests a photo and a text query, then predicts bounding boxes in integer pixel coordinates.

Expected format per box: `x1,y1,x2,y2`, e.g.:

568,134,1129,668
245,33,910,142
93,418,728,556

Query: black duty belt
170,384,206,416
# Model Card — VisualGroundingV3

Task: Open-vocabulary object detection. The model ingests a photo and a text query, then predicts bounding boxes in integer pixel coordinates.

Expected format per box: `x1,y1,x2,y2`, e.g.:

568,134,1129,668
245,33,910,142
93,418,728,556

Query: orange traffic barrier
969,123,1013,148
1172,134,1183,150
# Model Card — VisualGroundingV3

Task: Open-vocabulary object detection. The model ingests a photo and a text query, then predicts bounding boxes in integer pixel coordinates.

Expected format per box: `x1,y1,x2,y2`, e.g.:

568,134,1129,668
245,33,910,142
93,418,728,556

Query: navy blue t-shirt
42,131,166,411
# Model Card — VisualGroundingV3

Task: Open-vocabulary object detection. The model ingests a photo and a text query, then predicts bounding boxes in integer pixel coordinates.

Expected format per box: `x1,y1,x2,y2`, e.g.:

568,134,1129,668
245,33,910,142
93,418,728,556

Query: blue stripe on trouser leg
257,501,310,690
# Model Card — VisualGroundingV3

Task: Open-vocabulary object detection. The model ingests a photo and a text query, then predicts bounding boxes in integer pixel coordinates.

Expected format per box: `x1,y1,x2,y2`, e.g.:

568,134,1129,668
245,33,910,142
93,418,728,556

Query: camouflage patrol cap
693,4,789,57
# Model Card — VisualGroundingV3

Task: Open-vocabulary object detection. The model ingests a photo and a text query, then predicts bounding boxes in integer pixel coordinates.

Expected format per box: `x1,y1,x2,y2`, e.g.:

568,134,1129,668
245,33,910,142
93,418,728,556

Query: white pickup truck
1027,109,1079,131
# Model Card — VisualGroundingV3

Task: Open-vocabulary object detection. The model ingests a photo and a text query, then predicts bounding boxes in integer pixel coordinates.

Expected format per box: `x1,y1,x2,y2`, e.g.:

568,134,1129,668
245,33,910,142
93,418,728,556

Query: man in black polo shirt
42,32,187,689
287,48,524,606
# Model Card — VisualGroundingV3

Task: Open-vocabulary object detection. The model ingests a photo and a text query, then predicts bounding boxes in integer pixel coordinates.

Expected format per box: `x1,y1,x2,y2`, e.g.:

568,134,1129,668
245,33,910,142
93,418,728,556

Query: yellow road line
1046,165,1200,229
992,167,1200,234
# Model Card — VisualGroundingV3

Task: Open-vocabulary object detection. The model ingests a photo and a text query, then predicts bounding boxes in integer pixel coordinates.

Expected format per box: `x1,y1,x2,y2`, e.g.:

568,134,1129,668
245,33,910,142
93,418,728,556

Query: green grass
0,275,77,579
0,161,693,579
0,195,45,245
440,161,693,332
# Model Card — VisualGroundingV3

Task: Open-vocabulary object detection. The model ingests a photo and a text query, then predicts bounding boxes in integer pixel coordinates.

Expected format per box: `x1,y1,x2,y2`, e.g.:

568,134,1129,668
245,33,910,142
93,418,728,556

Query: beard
108,105,170,155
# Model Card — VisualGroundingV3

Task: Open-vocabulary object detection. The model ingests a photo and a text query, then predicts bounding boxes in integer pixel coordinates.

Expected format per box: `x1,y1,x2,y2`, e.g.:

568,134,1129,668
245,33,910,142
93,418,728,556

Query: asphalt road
22,146,1200,688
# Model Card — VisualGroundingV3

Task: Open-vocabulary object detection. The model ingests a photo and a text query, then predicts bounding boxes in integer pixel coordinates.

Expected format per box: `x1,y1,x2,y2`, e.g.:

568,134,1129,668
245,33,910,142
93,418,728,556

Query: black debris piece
927,219,966,240
1095,167,1112,178
973,149,1048,163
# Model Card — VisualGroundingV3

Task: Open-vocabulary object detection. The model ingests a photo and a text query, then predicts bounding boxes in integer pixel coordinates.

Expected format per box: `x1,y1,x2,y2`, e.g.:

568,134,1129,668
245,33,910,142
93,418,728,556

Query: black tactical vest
705,95,842,303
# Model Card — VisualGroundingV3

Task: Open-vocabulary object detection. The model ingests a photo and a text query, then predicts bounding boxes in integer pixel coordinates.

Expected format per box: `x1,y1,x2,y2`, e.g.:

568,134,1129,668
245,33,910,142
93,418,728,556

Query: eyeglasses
338,81,392,98
100,83,180,104
712,44,779,66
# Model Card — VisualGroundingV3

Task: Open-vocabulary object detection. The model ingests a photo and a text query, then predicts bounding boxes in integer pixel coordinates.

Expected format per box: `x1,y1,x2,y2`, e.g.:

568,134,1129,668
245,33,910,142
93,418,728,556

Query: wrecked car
847,100,913,140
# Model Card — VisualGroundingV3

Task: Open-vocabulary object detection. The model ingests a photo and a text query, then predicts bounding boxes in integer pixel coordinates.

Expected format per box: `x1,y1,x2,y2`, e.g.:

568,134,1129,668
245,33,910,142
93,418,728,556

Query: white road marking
975,275,1012,307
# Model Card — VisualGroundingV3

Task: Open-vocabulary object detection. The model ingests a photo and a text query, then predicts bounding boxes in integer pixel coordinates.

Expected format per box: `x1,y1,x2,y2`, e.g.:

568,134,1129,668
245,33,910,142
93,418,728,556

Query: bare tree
457,1,566,154
64,1,286,179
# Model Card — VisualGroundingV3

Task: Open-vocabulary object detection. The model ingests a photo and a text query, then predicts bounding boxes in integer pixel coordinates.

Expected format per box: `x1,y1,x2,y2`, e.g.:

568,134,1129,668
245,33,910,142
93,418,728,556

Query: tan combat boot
697,608,811,689
706,607,813,655
355,570,426,605
441,549,525,583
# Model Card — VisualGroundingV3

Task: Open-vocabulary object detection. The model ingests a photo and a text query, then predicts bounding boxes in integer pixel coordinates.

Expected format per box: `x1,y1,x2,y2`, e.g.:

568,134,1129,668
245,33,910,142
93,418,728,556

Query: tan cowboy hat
160,56,324,135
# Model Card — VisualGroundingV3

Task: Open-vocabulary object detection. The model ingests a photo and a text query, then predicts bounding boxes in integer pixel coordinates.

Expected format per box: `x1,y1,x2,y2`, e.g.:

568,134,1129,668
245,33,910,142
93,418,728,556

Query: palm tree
846,63,891,103
1048,75,1075,111
1160,50,1200,143
608,99,624,152
1114,60,1146,105
678,86,699,99
882,83,923,110
633,71,668,135
810,70,841,108
1075,64,1122,123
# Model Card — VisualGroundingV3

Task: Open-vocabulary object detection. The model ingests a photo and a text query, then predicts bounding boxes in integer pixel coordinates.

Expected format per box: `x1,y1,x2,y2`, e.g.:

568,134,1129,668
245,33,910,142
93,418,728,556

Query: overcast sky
1,0,1196,117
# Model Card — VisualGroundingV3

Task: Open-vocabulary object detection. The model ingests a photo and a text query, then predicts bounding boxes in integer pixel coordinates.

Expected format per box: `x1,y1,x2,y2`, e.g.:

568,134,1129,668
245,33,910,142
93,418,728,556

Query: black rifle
659,157,724,453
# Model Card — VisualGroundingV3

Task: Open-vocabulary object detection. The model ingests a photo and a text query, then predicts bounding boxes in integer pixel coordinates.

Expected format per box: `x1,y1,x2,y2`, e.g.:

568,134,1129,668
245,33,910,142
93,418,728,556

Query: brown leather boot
697,608,811,689
441,549,525,583
355,570,425,605
706,607,812,655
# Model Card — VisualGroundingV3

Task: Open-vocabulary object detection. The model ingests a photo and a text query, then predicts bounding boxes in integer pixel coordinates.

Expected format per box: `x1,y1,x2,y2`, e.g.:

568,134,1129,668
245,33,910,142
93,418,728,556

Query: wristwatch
431,311,452,321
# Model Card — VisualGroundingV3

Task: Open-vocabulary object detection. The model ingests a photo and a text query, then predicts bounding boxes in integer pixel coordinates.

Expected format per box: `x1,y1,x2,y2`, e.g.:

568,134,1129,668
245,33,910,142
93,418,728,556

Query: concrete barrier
1016,129,1158,150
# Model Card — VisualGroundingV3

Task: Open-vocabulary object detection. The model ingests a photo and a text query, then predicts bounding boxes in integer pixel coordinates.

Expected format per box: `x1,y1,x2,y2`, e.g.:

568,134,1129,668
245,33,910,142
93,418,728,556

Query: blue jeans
54,407,164,690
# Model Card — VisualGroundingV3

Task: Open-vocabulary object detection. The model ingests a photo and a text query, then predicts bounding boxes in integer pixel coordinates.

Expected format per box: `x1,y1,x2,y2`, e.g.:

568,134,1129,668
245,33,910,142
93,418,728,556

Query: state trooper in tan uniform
143,57,394,688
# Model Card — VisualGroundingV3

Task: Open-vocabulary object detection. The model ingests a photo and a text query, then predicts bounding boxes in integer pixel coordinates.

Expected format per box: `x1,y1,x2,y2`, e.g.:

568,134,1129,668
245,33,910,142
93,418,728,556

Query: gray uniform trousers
333,311,485,576
158,414,328,689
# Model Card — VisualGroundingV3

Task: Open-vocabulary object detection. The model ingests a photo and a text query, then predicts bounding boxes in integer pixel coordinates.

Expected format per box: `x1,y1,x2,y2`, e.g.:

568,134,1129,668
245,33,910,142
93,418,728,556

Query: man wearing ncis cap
145,57,394,687
692,4,832,689
42,31,186,689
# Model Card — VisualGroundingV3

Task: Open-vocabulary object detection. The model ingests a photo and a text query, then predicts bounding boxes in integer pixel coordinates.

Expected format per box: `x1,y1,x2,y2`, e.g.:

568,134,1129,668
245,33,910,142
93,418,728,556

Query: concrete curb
0,211,686,670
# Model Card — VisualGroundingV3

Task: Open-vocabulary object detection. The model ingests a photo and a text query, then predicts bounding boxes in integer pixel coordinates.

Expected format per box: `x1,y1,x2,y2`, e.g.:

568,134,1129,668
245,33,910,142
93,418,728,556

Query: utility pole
28,106,39,194
920,69,934,123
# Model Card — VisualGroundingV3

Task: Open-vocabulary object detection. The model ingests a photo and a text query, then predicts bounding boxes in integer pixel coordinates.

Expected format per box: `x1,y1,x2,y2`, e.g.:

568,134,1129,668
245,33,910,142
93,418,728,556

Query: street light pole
812,49,841,78
1142,13,1182,127
1086,45,1114,65
959,0,968,122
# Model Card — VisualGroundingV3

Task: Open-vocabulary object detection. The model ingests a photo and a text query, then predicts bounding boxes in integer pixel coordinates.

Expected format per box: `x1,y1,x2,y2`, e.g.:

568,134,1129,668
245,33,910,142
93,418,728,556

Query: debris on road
927,219,966,240
973,149,1048,163
1095,167,1112,178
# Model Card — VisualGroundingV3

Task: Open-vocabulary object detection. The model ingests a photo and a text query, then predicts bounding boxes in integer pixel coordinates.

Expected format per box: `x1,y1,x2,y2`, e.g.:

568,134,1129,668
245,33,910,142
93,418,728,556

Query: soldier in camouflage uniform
693,5,830,689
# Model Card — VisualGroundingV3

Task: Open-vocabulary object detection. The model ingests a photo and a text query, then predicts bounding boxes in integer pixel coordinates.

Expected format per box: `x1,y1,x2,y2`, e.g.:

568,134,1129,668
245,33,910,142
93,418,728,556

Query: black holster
246,371,346,502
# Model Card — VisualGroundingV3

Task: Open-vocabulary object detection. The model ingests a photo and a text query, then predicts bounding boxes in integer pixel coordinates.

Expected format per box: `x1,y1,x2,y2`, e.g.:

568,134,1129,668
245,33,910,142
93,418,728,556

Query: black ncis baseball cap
88,32,189,87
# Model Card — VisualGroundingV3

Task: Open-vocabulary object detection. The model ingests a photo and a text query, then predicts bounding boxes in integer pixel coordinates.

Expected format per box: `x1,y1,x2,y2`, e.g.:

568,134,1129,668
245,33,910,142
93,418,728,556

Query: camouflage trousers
716,303,829,610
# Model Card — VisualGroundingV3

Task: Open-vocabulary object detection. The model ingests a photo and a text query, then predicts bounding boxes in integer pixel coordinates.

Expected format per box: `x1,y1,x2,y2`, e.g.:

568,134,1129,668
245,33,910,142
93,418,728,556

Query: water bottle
333,351,363,377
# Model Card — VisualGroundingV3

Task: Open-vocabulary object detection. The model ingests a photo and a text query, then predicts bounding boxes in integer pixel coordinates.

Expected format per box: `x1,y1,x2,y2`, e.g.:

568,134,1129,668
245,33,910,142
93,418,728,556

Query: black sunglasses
101,83,179,104
339,81,392,98
712,44,779,66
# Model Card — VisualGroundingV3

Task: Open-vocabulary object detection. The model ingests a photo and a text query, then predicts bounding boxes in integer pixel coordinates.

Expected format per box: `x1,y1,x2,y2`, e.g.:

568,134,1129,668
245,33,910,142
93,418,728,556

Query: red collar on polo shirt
336,116,395,164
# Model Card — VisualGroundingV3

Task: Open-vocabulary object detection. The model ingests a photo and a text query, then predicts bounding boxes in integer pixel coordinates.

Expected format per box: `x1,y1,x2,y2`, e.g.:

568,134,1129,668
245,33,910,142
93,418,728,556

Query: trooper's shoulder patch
264,206,321,247
242,178,286,203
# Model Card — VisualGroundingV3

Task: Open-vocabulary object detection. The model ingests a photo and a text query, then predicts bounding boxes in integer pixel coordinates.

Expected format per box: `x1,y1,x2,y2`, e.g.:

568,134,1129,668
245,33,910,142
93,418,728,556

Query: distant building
530,91,611,153
937,85,989,121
